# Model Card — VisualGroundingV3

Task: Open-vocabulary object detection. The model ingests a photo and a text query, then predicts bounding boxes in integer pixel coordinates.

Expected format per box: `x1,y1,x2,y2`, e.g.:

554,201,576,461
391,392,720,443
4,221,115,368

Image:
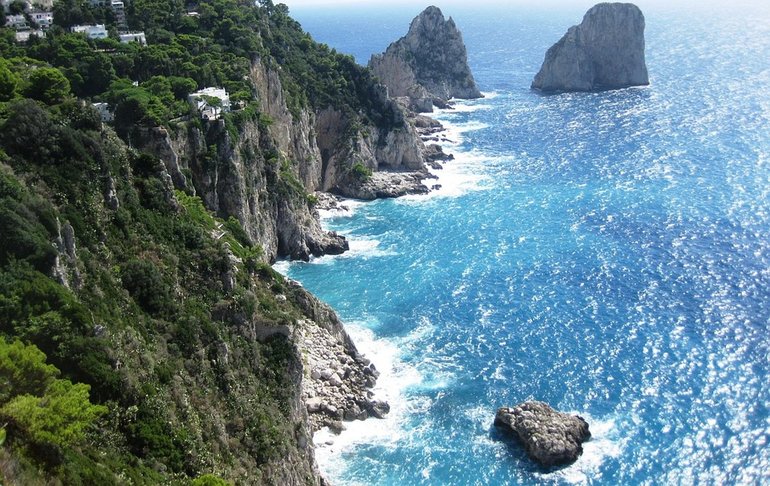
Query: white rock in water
306,398,324,413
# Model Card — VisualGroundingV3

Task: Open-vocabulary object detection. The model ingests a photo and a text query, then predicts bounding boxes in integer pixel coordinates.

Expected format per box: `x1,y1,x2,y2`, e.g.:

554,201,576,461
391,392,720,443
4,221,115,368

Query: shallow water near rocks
277,3,770,484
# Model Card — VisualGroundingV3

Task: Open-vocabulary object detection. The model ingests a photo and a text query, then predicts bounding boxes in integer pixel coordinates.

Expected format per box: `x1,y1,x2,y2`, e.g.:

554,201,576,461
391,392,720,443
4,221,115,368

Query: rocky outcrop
336,170,433,200
532,3,649,92
287,281,388,431
316,104,426,195
494,401,591,467
51,218,81,290
369,6,482,112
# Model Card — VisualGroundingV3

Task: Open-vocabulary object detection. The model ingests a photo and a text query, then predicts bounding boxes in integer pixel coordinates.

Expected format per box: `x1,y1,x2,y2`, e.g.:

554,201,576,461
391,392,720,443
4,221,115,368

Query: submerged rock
369,6,482,112
494,401,591,467
532,3,649,92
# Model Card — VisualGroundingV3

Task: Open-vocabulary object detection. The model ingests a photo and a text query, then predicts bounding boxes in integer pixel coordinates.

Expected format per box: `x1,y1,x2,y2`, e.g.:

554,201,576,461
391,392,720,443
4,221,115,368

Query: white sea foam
313,320,427,481
317,198,368,222
307,236,398,266
542,414,626,484
271,259,292,276
432,119,490,148
443,103,494,113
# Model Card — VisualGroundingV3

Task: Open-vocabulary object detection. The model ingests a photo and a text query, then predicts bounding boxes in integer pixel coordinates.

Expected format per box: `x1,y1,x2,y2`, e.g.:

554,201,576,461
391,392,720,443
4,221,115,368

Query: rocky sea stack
532,2,649,92
494,401,591,467
369,6,482,112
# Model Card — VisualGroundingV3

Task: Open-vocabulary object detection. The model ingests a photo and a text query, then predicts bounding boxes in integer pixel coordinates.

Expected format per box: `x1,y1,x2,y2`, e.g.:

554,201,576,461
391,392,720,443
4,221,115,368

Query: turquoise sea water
278,3,770,484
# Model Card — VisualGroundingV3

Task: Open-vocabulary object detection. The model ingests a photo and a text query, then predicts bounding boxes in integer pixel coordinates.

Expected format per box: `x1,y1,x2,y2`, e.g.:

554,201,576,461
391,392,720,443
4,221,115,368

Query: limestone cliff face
315,105,425,197
249,60,324,191
137,117,346,263
137,56,428,261
369,5,482,112
532,2,649,92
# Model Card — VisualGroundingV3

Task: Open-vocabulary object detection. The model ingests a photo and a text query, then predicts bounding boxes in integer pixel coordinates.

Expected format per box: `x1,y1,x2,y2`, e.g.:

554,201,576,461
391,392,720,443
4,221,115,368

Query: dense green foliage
0,0,401,132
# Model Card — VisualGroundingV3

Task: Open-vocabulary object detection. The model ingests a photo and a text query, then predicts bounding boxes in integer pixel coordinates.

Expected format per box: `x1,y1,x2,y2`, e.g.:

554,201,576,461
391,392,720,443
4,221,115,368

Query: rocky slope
0,105,389,484
532,2,649,92
369,6,482,112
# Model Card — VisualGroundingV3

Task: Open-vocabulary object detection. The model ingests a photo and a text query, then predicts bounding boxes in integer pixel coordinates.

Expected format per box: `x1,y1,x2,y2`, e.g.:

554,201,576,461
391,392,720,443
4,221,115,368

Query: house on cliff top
188,87,231,121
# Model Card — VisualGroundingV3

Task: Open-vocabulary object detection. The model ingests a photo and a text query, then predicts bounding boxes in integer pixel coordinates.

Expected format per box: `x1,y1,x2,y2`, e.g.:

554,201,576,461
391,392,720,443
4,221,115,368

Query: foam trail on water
271,259,292,276
401,97,495,201
317,198,368,221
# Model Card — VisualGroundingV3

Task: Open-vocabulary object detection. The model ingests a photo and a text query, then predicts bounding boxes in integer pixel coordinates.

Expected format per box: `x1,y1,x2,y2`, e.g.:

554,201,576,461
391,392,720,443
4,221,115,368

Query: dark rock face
532,3,649,92
494,401,591,467
369,6,482,112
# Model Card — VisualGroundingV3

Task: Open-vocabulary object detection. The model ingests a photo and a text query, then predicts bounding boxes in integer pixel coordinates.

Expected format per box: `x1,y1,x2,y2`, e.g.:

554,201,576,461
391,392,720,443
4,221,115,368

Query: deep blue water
278,2,770,484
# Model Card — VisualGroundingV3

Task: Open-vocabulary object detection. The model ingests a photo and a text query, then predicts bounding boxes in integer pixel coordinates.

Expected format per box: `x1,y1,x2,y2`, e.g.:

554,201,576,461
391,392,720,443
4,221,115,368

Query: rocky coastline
290,108,463,448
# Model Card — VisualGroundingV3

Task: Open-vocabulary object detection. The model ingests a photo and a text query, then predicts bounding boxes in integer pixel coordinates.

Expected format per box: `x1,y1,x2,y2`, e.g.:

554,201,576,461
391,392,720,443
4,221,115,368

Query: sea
275,1,770,484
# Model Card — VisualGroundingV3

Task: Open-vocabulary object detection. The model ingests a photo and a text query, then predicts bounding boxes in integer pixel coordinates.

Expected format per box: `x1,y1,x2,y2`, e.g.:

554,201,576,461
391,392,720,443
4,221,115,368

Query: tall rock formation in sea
369,6,482,112
531,2,649,92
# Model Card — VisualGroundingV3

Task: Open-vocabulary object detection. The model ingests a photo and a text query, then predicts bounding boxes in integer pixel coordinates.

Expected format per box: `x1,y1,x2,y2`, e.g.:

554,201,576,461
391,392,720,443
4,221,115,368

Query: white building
30,10,53,29
15,29,45,42
119,31,146,46
71,24,108,39
92,102,114,122
5,14,28,29
189,87,231,121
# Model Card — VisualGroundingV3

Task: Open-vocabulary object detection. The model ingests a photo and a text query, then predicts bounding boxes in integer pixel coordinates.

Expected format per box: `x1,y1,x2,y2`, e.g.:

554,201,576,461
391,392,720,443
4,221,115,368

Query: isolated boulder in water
494,401,591,467
369,6,482,111
532,2,649,92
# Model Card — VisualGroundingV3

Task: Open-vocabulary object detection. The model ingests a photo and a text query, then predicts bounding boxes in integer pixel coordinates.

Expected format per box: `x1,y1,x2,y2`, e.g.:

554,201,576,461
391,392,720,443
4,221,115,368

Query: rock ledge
494,401,591,467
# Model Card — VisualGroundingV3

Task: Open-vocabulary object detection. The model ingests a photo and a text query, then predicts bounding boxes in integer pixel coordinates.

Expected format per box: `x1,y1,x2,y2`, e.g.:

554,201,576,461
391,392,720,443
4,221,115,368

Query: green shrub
0,338,59,403
351,162,372,181
22,67,71,105
0,339,106,449
120,258,174,317
1,379,106,447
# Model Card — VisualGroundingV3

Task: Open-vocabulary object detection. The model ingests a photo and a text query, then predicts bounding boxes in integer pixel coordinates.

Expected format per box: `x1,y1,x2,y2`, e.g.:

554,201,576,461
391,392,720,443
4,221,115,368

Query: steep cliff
369,6,482,112
135,114,348,263
0,98,385,484
532,2,649,92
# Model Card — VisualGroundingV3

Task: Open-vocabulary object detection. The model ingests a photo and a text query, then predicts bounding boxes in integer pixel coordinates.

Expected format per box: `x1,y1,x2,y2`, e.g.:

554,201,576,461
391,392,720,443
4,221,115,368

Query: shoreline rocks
369,6,482,112
494,401,591,467
532,2,649,92
334,169,434,200
290,282,389,432
319,114,454,202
